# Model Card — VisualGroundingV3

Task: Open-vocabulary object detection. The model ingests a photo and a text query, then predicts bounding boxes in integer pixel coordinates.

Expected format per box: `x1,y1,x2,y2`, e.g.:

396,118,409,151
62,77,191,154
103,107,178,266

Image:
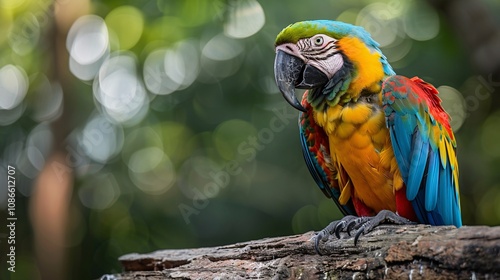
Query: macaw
273,20,462,251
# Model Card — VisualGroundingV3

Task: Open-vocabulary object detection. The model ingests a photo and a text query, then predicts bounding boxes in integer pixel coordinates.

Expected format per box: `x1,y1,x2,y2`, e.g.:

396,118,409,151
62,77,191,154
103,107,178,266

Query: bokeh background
1,0,500,279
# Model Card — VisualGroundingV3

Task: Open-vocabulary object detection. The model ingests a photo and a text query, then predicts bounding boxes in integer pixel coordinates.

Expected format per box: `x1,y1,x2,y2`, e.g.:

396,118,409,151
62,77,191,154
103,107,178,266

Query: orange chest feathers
313,100,403,213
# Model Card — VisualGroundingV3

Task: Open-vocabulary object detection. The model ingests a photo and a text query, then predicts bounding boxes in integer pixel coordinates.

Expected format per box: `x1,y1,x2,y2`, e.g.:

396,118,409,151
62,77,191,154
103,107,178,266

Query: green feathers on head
275,22,330,46
275,20,395,76
275,20,366,46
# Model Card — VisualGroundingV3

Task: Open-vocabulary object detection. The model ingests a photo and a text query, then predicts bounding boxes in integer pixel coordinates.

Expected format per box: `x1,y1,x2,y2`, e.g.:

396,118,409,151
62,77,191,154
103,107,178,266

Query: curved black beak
274,50,328,112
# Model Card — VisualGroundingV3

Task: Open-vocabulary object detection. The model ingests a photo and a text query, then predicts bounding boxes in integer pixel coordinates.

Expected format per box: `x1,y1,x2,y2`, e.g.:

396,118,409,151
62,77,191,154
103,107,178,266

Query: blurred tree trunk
105,225,500,279
29,1,90,279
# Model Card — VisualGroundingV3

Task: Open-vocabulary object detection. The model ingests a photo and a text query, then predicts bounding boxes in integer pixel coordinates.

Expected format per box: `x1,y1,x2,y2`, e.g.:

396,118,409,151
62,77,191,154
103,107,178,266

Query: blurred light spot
128,147,163,173
292,205,321,234
68,16,108,65
14,124,48,181
382,37,412,63
0,64,28,110
26,146,44,170
32,75,64,122
387,0,408,15
404,2,439,41
476,186,500,225
122,126,163,164
17,151,39,180
148,16,184,43
95,53,148,124
79,173,120,210
203,34,243,61
8,13,40,55
0,102,25,126
3,130,25,165
26,123,53,171
437,86,466,132
156,121,194,164
178,155,222,199
224,0,265,39
357,3,400,47
0,0,27,10
105,6,144,50
180,0,214,27
4,130,33,181
64,127,108,177
78,114,124,163
144,39,200,95
201,34,244,79
128,147,176,195
317,199,343,226
480,110,500,158
213,119,257,161
336,9,360,24
67,15,110,81
165,43,189,86
144,49,178,94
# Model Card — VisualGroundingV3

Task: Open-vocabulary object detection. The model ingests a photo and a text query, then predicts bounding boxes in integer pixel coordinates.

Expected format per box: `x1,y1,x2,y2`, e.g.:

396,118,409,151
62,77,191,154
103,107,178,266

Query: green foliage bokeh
0,0,499,279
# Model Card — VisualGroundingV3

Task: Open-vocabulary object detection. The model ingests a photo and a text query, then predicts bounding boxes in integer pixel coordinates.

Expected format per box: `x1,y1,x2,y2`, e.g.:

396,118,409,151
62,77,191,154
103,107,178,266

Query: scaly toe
353,226,366,246
314,231,325,255
333,220,347,238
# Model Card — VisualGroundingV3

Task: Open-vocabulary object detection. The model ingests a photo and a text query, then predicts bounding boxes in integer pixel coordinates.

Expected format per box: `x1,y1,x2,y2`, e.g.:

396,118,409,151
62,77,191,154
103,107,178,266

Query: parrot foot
314,210,415,254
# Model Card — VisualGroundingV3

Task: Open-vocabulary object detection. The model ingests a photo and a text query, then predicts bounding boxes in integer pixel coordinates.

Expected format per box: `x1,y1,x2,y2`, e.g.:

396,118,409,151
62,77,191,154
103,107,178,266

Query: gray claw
314,211,416,253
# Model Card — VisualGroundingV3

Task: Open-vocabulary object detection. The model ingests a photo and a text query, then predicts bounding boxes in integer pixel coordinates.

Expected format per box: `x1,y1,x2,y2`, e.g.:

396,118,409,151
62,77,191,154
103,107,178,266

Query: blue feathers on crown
305,20,395,76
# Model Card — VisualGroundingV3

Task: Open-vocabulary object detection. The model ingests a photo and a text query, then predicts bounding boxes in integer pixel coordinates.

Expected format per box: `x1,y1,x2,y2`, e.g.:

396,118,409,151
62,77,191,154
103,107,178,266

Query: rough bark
101,225,500,280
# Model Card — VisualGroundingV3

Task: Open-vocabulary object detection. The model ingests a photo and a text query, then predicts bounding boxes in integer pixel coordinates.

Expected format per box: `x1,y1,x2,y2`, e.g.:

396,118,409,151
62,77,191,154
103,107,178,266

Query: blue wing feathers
410,194,426,224
383,75,462,227
394,116,412,165
407,133,429,201
438,164,452,224
425,149,440,211
411,190,444,226
389,130,409,179
453,190,462,227
298,75,461,227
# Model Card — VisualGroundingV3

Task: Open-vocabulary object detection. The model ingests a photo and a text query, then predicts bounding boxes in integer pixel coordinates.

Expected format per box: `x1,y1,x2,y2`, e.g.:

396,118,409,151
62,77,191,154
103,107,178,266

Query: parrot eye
313,36,324,46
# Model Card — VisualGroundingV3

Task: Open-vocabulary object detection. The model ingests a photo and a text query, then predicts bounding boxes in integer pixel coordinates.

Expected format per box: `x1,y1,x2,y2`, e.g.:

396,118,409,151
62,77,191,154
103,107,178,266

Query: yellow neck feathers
337,37,385,99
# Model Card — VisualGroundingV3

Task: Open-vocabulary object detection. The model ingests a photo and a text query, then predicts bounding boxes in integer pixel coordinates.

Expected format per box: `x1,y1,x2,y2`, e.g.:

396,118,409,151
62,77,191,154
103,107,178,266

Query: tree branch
101,225,500,279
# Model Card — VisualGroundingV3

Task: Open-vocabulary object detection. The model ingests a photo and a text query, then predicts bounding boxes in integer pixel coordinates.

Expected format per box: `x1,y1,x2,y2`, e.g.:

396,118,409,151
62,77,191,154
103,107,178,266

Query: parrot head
274,20,395,111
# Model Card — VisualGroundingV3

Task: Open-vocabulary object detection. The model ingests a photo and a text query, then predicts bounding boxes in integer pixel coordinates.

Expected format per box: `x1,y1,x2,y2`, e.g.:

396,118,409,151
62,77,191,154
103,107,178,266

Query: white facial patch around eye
311,34,337,50
286,35,343,79
311,35,324,47
314,54,344,79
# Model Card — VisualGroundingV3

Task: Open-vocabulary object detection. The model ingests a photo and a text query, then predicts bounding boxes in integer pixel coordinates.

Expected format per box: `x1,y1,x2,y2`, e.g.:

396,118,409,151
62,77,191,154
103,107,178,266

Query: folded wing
382,75,462,227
